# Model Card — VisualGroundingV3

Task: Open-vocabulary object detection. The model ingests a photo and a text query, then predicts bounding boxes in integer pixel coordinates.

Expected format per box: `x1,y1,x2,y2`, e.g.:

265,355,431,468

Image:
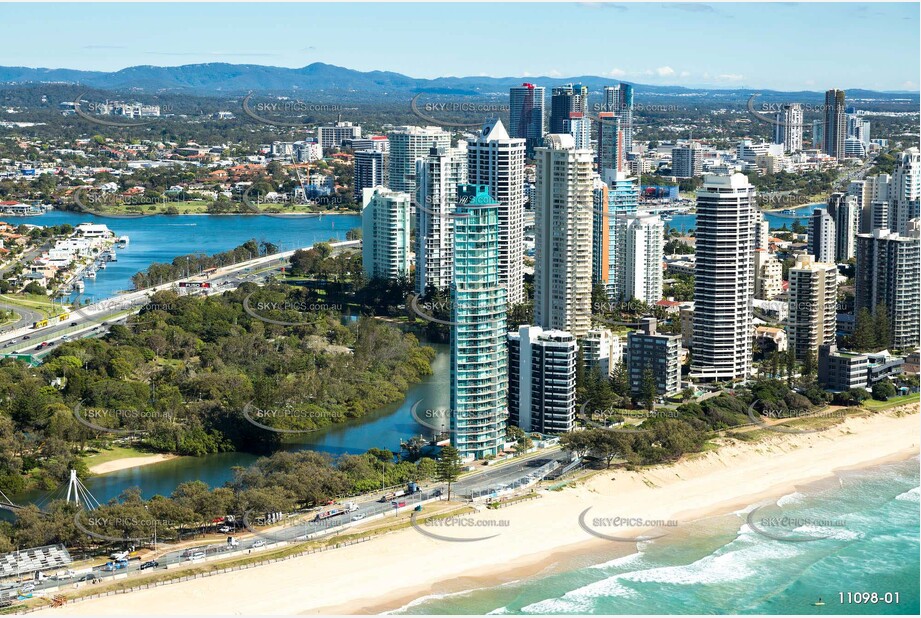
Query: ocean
393,457,920,615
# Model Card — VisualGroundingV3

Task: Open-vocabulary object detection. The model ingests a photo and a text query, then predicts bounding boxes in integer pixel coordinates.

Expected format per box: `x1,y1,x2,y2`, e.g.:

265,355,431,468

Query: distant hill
0,62,916,102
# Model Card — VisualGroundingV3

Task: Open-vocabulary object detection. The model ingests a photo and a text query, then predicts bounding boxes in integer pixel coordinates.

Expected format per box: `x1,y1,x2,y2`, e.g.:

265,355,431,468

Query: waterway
9,210,452,507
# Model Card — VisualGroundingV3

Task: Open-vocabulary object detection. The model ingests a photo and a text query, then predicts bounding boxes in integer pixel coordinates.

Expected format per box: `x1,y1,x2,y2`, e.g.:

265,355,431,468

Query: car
77,574,95,582
70,322,77,326
252,540,266,548
188,551,205,561
22,335,30,340
218,525,232,533
351,513,366,521
139,560,159,570
20,583,35,593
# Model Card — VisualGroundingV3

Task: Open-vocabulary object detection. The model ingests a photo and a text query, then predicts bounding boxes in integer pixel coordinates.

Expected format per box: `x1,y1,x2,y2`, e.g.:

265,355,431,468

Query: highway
0,241,360,358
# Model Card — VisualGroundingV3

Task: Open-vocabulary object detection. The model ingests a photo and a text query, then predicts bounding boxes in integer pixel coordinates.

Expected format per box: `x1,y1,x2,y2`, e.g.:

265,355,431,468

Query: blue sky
1,2,918,91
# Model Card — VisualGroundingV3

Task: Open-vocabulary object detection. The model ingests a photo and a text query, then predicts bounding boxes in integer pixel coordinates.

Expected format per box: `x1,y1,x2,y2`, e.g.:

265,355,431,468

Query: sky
1,2,919,92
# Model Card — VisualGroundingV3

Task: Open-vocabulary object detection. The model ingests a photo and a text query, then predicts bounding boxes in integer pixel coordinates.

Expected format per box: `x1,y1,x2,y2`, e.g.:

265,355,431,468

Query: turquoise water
394,458,920,615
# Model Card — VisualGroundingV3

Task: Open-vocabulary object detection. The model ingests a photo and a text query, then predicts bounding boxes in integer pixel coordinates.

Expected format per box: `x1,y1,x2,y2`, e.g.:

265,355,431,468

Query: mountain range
0,63,914,101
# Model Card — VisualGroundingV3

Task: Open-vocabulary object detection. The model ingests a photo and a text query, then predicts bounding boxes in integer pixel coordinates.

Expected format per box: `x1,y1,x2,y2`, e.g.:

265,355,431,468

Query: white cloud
605,68,627,77
547,69,562,78
715,73,744,81
679,71,691,78
655,66,676,77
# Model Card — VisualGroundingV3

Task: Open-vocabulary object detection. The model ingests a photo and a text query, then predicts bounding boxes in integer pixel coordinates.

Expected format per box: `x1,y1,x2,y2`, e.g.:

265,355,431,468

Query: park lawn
862,393,920,411
81,444,154,469
0,292,59,318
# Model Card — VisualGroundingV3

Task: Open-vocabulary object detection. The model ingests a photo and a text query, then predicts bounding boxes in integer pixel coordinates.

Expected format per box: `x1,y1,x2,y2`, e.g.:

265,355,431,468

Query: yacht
117,235,130,246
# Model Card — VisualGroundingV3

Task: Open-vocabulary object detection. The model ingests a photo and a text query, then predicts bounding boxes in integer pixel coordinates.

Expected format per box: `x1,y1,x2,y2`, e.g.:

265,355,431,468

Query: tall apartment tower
671,142,703,178
827,192,859,261
787,255,838,361
595,169,639,299
773,103,803,152
450,184,508,460
808,208,836,263
466,118,527,306
533,134,594,338
616,213,664,306
361,187,411,280
597,113,623,173
549,84,588,134
691,174,756,381
847,179,874,233
889,148,921,236
754,210,770,250
509,83,545,158
823,89,846,160
353,150,388,201
856,224,921,350
627,317,682,397
603,84,634,152
415,143,468,294
507,325,577,434
386,126,451,196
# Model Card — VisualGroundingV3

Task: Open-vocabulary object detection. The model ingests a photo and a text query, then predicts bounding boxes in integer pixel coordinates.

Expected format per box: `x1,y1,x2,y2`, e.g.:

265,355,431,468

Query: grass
81,444,158,470
91,200,349,216
0,293,59,318
862,393,920,411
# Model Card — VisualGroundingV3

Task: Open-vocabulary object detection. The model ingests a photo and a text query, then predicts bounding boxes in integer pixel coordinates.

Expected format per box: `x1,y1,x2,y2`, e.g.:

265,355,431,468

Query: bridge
0,470,99,515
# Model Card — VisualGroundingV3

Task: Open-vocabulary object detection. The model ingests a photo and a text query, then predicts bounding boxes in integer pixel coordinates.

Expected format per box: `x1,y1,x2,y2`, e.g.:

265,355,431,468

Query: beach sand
45,407,919,616
88,454,177,475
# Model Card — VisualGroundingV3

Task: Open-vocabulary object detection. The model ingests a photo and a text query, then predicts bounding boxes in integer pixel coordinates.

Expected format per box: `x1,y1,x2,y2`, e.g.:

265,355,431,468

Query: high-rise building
353,150,388,200
827,192,859,261
808,208,836,263
507,325,577,434
595,170,639,299
533,134,594,338
603,84,634,153
753,210,770,250
855,223,921,350
627,318,682,397
823,89,846,159
691,174,756,381
361,187,411,280
671,142,703,178
787,255,838,361
450,184,508,460
596,113,623,173
754,250,783,300
562,112,591,151
773,103,803,152
549,84,588,134
317,120,362,150
466,118,527,306
616,213,664,305
812,119,824,150
415,144,467,294
509,83,545,158
847,179,874,233
386,126,451,196
581,327,623,378
889,148,921,236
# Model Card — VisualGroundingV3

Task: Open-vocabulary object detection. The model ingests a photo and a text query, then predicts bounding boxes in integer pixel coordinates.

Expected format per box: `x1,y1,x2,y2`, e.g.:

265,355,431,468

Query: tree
435,445,462,501
852,307,876,351
640,365,658,411
873,304,891,351
871,380,896,401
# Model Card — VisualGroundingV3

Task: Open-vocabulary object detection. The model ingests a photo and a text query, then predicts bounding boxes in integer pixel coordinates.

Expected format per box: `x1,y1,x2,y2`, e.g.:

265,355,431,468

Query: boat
86,270,96,280
99,261,106,270
780,209,797,215
74,280,85,293
117,235,130,246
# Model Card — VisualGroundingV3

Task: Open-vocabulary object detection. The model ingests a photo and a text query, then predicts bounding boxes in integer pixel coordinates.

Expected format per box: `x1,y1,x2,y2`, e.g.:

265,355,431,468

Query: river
8,210,449,507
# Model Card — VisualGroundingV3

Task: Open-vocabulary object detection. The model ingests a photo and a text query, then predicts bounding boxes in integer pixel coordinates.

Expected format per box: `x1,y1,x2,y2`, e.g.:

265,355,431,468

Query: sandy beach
88,454,177,475
45,406,919,615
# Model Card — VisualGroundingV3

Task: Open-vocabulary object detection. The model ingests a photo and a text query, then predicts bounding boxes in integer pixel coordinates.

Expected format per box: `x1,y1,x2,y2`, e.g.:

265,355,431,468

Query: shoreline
41,405,919,616
88,453,178,475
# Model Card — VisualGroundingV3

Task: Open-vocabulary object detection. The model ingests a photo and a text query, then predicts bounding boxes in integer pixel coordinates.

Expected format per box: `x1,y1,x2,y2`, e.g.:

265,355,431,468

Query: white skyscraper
889,148,920,236
808,208,836,263
828,192,859,261
361,187,411,280
415,143,467,294
533,134,594,339
773,103,803,152
507,326,577,434
616,213,664,305
466,118,527,306
691,174,756,381
386,126,451,196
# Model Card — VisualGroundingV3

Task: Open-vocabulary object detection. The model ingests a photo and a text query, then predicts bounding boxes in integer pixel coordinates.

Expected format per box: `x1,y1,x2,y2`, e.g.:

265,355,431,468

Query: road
0,241,360,357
